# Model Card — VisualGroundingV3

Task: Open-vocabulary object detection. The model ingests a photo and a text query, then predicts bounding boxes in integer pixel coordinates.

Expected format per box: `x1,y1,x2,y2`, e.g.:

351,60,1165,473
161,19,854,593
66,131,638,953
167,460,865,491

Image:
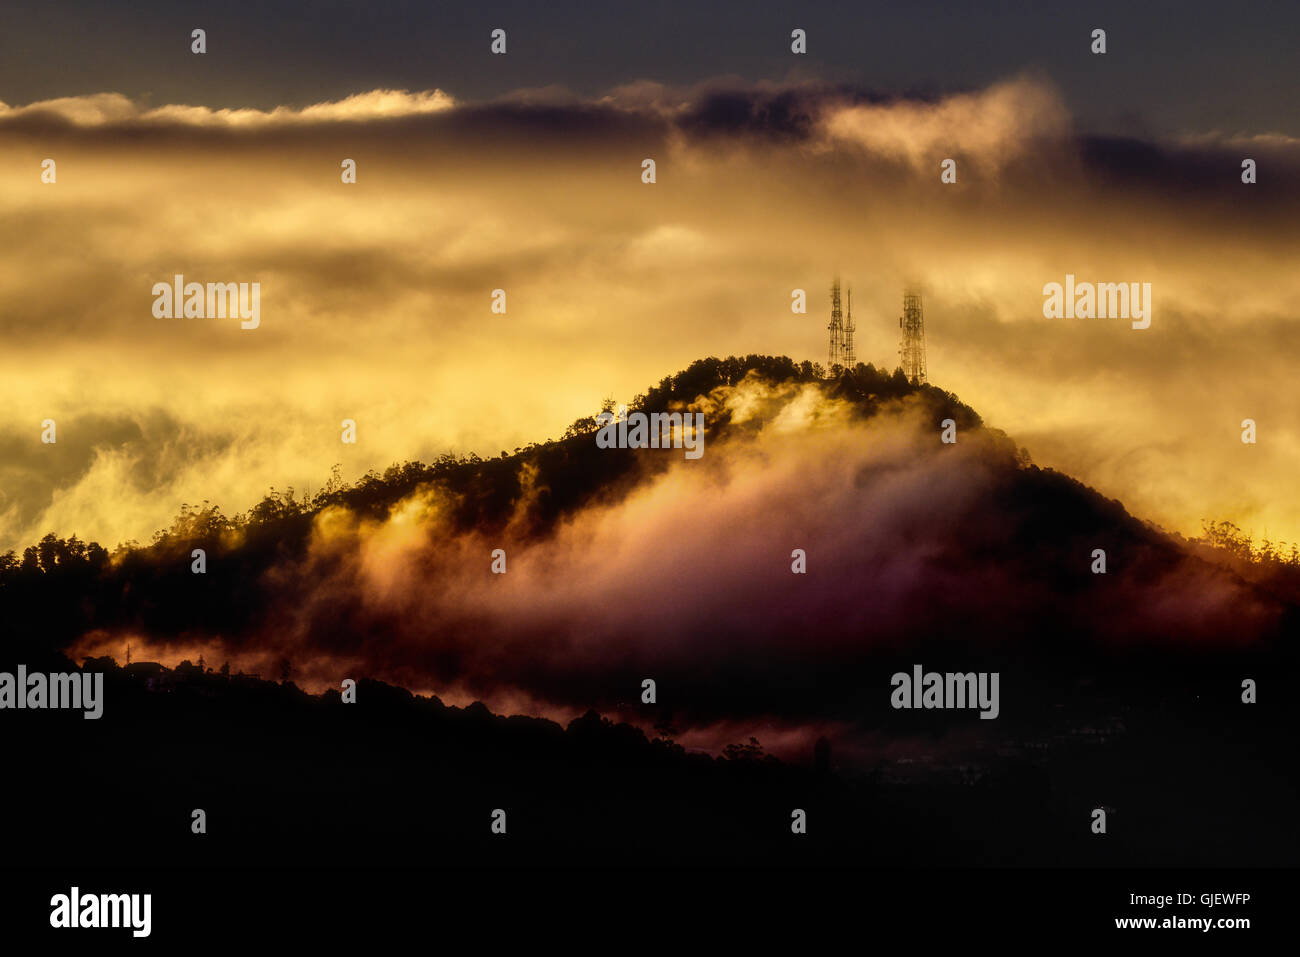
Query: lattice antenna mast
898,286,928,385
827,277,845,369
843,287,856,367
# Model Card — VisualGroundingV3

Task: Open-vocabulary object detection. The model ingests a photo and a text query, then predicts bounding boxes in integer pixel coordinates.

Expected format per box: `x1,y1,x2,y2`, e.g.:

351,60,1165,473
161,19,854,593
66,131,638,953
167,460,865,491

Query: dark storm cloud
1079,134,1300,206
676,86,835,141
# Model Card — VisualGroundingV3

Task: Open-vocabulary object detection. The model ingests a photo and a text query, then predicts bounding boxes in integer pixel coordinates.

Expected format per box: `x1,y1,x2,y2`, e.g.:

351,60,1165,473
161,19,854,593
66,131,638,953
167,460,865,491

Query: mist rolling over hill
2,357,1294,870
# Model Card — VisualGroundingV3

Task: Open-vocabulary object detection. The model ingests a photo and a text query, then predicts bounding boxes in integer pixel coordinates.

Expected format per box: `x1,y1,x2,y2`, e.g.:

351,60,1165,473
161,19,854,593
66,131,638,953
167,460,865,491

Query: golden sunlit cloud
0,88,456,126
821,75,1071,171
1,76,1297,557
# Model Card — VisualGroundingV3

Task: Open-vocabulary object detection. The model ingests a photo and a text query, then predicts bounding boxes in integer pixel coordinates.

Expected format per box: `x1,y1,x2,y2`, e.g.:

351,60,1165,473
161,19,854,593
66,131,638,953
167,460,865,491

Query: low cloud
0,88,456,127
820,75,1071,172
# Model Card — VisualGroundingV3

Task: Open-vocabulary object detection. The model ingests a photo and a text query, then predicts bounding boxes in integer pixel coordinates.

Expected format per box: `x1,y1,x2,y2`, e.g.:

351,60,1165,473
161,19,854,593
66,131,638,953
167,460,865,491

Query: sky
3,0,1298,137
1,2,1298,556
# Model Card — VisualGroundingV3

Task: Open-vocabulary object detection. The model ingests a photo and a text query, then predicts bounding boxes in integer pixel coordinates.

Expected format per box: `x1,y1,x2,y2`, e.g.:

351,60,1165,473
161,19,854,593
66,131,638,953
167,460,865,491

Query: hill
0,356,1295,867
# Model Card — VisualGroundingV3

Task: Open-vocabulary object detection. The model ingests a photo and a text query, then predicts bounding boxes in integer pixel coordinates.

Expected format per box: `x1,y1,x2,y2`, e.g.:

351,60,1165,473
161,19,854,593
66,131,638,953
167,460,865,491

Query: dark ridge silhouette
1,654,1292,868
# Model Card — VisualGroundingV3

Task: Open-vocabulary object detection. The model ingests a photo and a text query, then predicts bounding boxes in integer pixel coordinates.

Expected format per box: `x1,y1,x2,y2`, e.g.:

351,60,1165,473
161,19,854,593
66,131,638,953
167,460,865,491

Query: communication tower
898,287,928,385
828,278,856,369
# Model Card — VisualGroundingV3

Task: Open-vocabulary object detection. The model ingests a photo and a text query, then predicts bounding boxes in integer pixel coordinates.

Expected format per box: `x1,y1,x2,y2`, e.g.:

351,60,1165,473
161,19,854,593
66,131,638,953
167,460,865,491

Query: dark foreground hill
3,653,1294,868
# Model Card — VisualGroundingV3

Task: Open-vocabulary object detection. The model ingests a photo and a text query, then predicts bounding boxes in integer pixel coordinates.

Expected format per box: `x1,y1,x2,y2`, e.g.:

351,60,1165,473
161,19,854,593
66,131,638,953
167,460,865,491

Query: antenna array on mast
822,279,927,382
827,277,856,369
898,287,928,385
